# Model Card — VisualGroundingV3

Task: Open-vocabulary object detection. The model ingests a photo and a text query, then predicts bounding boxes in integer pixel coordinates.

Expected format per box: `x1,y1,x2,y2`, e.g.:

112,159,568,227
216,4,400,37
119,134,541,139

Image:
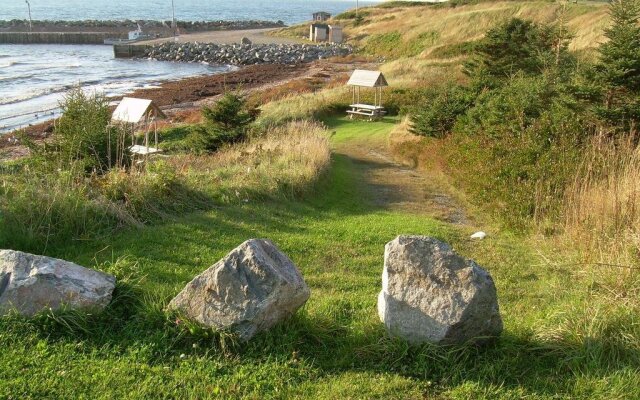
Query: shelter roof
111,97,165,124
347,70,389,88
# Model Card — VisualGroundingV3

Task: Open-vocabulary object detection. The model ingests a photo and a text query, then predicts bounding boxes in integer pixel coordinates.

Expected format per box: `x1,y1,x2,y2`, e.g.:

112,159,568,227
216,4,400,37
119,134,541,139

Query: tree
196,92,259,152
52,89,124,173
410,85,476,138
596,0,640,132
464,18,572,87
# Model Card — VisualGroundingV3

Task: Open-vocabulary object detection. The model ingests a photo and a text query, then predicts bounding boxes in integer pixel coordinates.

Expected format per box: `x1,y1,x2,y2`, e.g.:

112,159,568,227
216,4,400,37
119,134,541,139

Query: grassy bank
2,118,638,399
2,0,640,398
0,120,330,253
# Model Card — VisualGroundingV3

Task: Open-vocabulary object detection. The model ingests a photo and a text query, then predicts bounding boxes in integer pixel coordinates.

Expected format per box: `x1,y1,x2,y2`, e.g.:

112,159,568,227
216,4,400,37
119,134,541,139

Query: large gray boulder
0,250,116,317
168,239,310,341
378,236,502,345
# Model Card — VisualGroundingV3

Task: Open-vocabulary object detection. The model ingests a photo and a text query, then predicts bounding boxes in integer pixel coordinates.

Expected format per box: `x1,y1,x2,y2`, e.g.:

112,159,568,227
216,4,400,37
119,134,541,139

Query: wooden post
154,120,158,148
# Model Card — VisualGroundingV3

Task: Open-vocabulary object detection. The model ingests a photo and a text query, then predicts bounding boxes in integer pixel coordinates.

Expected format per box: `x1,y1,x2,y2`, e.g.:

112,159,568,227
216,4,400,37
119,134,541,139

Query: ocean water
0,45,224,132
0,0,378,132
0,0,378,25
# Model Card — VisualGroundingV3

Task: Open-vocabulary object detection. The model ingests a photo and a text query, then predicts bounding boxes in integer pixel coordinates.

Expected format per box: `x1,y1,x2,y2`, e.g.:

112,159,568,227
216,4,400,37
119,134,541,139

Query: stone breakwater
143,42,353,65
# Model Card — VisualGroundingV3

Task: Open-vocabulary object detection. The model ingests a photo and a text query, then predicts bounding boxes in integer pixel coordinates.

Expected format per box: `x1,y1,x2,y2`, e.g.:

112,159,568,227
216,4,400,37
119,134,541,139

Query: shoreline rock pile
143,42,353,65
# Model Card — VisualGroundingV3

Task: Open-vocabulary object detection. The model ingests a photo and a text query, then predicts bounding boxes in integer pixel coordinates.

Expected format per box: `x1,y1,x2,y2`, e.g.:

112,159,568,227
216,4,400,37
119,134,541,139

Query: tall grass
255,87,349,129
345,1,608,55
0,121,330,252
168,120,331,202
563,133,640,282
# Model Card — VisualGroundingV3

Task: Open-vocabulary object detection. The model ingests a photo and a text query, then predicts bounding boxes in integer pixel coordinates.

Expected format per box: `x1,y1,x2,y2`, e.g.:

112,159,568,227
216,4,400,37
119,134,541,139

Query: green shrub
159,93,259,154
464,18,573,88
595,0,640,133
382,88,433,116
51,89,130,173
199,92,259,152
0,115,330,252
0,169,117,251
376,1,427,8
334,10,370,20
158,125,200,153
446,75,586,228
410,85,476,138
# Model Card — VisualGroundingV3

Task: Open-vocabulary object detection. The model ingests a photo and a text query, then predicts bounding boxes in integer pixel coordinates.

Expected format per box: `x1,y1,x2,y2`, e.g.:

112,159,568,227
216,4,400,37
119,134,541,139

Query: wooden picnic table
347,103,387,120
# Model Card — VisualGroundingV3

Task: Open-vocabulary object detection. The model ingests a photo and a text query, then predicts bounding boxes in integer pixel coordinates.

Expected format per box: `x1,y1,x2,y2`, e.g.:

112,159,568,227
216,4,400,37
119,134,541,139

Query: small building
313,11,331,22
346,70,389,121
328,25,343,44
111,97,166,157
310,24,343,44
309,23,328,42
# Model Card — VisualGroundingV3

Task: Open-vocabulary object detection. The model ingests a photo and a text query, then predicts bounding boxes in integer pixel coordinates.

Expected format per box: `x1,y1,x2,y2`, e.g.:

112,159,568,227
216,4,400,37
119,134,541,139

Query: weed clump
0,92,329,252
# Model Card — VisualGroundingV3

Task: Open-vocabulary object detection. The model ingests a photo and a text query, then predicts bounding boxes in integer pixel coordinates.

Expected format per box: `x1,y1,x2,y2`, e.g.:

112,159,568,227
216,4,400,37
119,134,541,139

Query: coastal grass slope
2,118,637,399
1,0,639,398
276,1,608,55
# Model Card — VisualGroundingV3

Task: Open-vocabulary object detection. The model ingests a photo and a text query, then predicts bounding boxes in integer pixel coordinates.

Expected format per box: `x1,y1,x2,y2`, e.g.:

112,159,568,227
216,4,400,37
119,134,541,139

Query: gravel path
137,28,303,46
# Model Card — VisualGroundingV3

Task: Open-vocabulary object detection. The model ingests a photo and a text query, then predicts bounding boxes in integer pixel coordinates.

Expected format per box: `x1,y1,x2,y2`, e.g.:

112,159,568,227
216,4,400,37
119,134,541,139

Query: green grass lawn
1,118,638,399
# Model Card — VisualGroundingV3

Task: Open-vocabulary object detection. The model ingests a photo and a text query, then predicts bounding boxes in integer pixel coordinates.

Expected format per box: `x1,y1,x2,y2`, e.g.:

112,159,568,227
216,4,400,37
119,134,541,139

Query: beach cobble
144,41,353,65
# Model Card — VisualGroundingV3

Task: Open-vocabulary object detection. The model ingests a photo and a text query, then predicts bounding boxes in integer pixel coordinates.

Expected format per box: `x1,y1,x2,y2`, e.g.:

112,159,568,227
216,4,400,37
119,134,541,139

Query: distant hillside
277,1,608,57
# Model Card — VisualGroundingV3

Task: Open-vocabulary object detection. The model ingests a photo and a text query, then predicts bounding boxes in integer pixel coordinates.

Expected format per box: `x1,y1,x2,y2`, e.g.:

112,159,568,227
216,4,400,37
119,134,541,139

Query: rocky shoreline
143,42,353,65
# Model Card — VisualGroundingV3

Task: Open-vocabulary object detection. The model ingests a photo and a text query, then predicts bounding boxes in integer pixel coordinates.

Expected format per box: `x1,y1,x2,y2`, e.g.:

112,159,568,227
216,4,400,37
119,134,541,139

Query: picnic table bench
347,103,387,120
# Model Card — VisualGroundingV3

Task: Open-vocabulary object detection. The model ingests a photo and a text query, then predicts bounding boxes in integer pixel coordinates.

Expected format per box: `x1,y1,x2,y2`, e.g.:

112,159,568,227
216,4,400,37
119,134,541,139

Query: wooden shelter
110,97,166,165
309,24,343,43
313,11,331,22
309,23,328,42
346,70,389,120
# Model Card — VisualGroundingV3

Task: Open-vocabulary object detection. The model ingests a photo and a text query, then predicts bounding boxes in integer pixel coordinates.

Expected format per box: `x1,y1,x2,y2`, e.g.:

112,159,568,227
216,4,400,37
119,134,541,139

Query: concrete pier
0,32,125,45
113,44,150,58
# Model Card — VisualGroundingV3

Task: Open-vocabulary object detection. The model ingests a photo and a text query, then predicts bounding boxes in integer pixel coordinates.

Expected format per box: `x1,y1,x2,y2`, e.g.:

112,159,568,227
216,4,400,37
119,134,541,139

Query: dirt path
333,121,469,225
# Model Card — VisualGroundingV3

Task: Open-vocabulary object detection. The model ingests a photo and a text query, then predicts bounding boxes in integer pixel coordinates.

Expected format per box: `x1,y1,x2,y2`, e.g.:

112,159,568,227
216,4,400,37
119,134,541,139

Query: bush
334,10,370,20
464,18,573,87
0,169,117,251
51,89,131,173
199,92,259,152
382,88,433,116
376,1,426,9
0,118,330,252
157,125,201,153
595,0,640,133
159,92,259,154
446,75,586,228
410,85,476,138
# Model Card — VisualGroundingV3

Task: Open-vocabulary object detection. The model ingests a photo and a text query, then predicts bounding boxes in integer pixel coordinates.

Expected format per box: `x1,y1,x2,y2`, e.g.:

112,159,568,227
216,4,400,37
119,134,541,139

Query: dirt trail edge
332,120,469,225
